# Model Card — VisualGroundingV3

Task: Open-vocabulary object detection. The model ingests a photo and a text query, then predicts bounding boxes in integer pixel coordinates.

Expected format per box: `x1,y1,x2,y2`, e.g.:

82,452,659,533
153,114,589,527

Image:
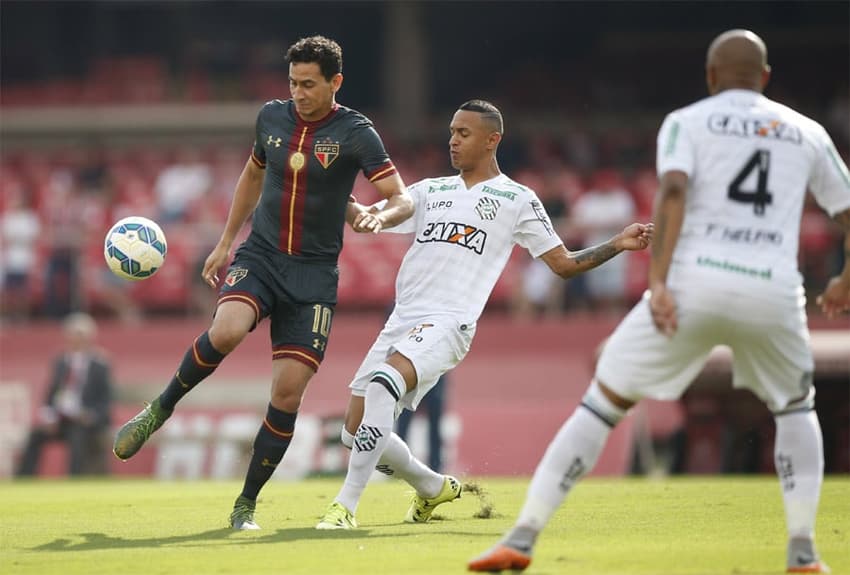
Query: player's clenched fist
615,222,654,251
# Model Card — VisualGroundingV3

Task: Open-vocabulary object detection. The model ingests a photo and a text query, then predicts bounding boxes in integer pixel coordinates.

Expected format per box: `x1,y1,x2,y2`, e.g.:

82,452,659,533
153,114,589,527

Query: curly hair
285,36,343,80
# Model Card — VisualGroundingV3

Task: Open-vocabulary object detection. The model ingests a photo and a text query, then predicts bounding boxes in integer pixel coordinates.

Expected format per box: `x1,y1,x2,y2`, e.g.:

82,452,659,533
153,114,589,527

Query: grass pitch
2,476,848,575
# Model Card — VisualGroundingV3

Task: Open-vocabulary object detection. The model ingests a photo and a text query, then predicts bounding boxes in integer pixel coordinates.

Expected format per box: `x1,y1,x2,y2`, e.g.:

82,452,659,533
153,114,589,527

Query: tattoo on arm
572,242,618,268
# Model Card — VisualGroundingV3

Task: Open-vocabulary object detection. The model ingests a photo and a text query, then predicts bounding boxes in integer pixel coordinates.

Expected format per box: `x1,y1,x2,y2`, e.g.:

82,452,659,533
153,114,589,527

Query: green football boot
316,501,358,530
112,398,173,460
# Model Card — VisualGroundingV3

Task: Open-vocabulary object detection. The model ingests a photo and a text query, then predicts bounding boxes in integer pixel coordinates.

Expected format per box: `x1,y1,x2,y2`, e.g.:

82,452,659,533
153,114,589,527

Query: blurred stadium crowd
1,2,847,323
1,134,845,322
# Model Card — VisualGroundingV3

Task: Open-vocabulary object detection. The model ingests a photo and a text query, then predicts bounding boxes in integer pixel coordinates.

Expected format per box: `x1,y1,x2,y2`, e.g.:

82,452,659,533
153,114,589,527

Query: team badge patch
475,197,500,220
225,267,248,286
354,424,383,452
314,139,340,169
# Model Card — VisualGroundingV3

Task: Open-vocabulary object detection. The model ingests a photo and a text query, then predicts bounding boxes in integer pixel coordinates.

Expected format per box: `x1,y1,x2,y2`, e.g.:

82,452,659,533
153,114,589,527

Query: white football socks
378,432,445,497
335,381,397,514
513,381,626,535
774,409,824,541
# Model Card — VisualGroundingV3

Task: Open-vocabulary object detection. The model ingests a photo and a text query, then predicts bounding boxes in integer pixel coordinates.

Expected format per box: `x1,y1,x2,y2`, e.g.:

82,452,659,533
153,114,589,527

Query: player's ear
331,73,343,93
760,65,771,90
487,131,502,151
705,65,717,95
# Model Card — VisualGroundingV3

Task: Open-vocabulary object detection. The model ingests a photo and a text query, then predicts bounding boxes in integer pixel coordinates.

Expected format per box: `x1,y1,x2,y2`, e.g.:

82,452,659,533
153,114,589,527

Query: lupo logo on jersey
417,221,487,254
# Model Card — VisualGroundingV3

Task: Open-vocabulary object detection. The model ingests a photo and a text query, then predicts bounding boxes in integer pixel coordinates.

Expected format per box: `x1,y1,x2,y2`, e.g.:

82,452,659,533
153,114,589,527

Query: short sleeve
656,111,694,178
514,193,565,257
808,125,850,217
351,123,398,183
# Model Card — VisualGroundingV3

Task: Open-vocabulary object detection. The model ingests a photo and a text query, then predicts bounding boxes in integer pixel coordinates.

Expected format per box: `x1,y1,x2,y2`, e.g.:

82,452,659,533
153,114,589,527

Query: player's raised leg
113,300,253,460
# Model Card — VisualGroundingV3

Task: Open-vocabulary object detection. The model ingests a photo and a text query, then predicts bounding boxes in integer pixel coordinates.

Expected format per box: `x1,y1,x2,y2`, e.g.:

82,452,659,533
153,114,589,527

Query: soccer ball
103,216,168,280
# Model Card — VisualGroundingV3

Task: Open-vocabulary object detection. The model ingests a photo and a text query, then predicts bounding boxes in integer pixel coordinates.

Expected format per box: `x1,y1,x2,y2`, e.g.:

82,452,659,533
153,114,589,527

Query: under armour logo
376,464,394,476
313,338,326,351
267,135,282,147
354,425,383,452
260,458,278,469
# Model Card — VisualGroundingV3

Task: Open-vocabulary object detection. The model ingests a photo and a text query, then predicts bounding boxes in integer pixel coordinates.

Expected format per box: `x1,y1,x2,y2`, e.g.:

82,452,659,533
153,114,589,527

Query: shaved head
705,29,770,94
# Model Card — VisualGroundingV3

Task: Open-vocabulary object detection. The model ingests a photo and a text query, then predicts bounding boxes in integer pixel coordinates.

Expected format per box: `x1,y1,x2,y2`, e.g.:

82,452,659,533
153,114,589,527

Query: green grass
2,476,848,574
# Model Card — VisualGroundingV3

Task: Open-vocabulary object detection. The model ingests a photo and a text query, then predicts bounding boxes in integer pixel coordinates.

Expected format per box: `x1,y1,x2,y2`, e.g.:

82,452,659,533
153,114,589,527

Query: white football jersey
383,173,563,321
657,89,850,298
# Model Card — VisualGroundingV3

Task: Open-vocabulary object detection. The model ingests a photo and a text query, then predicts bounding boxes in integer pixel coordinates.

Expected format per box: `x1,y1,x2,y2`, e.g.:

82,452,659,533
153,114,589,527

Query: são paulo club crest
314,138,340,169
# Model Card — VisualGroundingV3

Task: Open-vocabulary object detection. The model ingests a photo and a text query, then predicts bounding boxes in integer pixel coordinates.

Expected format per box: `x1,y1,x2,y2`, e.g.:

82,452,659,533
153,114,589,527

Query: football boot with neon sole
113,398,172,460
404,475,462,523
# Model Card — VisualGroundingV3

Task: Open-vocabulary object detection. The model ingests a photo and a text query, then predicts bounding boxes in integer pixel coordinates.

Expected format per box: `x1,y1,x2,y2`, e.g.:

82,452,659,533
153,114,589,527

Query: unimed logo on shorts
416,221,487,254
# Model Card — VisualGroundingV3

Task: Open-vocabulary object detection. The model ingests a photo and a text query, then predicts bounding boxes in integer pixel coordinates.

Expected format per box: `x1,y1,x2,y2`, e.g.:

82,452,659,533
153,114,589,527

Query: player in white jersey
316,100,653,530
469,30,849,574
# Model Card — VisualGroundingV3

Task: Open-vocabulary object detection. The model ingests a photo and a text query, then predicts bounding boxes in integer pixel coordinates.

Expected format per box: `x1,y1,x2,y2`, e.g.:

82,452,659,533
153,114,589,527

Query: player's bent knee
772,384,816,417
582,379,630,427
208,324,249,353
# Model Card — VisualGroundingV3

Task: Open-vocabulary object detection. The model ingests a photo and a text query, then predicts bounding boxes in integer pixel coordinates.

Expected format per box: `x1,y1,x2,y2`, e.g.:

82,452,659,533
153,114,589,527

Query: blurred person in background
111,35,413,530
16,313,113,476
569,168,636,314
0,189,41,322
511,169,575,319
154,147,213,223
316,100,652,530
42,167,84,318
470,30,849,574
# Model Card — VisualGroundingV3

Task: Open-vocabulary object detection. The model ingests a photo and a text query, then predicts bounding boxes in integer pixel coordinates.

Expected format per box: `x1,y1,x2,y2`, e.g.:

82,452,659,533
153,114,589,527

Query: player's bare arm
353,173,413,234
815,206,850,318
202,158,264,287
539,222,653,279
648,170,688,336
345,198,377,233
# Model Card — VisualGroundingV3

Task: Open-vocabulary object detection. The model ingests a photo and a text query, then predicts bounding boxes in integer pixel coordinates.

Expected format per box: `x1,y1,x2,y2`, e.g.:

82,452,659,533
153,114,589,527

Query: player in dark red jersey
113,36,413,529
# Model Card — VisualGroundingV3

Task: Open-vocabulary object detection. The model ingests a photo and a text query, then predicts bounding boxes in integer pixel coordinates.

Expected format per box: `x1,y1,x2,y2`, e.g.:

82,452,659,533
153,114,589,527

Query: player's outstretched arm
539,222,653,280
366,173,414,232
816,207,850,319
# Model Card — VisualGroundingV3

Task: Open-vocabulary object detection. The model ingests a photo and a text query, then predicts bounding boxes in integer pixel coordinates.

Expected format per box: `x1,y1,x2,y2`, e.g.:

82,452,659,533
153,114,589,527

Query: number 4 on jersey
728,149,773,215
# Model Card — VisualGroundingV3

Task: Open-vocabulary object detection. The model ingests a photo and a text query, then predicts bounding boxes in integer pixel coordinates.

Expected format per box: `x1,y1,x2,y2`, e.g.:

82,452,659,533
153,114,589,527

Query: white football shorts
349,312,475,410
595,286,815,413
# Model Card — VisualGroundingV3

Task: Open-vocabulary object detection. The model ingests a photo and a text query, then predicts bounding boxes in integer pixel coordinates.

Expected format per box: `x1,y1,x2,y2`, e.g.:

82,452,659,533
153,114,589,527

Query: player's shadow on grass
33,529,243,551
31,526,444,552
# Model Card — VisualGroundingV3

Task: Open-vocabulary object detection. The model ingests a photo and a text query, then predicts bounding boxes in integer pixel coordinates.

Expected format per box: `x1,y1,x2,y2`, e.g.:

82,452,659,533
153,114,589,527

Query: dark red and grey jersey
247,99,397,261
